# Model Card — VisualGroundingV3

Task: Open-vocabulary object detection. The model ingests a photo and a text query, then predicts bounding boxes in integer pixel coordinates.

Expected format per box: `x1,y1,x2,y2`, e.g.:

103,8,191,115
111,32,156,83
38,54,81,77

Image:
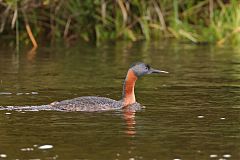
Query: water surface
0,41,239,160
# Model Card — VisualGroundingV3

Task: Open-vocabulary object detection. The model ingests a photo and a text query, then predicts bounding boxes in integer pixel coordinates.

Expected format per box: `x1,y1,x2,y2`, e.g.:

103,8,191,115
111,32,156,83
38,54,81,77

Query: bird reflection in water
123,109,137,136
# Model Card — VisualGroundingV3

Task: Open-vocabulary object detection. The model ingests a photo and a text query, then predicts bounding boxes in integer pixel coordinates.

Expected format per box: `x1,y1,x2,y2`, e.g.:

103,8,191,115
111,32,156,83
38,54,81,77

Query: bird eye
145,64,150,70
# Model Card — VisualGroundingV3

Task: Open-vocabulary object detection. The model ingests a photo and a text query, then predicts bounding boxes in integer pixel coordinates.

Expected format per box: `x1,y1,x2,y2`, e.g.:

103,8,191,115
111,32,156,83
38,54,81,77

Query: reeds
0,0,239,46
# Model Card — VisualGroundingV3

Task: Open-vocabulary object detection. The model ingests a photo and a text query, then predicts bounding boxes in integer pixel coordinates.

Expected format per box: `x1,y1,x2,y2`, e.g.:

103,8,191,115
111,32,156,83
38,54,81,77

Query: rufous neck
122,69,138,106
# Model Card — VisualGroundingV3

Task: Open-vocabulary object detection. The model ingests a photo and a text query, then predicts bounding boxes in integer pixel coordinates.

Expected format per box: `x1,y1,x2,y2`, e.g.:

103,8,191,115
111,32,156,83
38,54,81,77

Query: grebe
0,62,168,112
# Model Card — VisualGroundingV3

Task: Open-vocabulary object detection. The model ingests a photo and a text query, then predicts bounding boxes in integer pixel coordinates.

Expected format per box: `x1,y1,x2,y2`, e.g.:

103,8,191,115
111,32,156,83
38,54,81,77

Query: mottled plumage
51,96,123,111
50,96,142,112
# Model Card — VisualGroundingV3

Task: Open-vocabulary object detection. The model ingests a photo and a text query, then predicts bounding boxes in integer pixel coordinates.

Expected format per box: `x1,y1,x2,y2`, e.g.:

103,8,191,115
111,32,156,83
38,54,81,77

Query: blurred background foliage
0,0,240,46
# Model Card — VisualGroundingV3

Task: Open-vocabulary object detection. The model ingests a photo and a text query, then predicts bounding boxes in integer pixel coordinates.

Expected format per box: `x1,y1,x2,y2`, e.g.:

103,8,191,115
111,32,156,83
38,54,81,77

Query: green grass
0,0,240,46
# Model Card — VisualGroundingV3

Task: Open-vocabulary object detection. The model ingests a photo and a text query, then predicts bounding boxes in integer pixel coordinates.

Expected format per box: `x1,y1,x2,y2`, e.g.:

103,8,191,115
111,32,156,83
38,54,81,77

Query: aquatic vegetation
0,0,239,47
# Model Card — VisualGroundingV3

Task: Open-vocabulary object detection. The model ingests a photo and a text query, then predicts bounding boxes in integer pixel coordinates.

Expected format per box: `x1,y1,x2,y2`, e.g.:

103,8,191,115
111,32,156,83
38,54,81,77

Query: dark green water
0,41,239,160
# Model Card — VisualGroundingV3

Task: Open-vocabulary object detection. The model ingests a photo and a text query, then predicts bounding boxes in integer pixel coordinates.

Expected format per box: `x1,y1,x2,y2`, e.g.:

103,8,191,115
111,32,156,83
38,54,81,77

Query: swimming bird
0,62,168,112
50,62,168,111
